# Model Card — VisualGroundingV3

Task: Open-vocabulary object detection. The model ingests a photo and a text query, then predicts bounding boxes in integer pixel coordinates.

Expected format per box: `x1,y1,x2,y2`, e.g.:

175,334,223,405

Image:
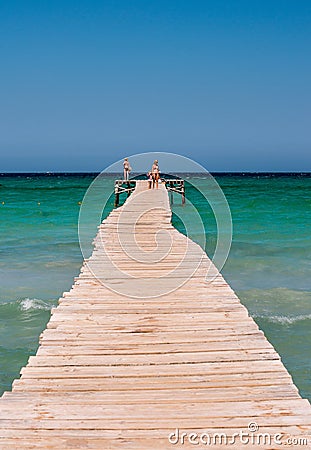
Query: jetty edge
0,180,310,449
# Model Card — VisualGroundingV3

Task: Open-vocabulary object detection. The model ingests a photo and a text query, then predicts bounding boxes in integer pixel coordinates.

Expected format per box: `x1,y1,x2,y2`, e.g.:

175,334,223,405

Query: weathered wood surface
0,180,310,449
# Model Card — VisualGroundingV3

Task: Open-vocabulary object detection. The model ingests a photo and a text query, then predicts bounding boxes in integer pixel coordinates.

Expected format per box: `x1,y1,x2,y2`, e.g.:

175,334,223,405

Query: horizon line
1,171,311,175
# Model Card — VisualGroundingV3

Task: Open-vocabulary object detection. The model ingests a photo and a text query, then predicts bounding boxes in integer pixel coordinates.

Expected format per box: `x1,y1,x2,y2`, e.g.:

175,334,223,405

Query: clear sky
0,0,310,172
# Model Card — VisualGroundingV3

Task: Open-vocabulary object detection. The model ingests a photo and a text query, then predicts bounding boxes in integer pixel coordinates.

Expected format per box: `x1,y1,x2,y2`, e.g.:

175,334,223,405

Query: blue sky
0,0,310,172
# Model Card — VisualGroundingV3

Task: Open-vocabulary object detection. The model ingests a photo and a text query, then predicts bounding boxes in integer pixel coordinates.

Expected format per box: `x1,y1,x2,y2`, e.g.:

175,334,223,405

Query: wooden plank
12,374,294,392
0,390,307,404
19,359,291,378
0,434,310,450
0,416,311,429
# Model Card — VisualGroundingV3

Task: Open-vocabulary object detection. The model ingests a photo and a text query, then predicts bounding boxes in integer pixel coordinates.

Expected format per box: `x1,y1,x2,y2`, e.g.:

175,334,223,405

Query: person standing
151,159,160,189
147,171,153,189
123,158,131,181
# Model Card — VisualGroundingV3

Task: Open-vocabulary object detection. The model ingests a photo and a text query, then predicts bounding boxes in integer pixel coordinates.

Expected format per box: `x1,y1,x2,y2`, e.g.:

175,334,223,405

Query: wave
236,288,311,326
0,298,53,312
252,313,311,325
18,298,52,311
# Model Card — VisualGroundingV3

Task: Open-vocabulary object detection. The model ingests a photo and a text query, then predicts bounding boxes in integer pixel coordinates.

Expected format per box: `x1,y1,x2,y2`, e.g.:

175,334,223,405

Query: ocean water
0,173,310,401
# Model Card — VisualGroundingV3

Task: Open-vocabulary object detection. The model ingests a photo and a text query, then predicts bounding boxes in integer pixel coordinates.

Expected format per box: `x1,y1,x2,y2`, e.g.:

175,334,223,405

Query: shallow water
0,173,310,400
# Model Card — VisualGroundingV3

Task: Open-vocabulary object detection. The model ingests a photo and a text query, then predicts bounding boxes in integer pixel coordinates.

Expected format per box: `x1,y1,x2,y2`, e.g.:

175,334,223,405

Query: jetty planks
0,180,310,449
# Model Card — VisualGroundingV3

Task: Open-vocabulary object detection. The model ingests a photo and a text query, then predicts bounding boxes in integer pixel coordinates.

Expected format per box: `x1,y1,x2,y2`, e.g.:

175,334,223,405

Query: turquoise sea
0,173,310,401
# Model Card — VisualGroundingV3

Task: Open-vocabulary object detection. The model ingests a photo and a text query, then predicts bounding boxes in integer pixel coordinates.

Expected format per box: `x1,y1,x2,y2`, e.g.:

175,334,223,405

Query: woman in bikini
123,158,131,181
151,160,160,189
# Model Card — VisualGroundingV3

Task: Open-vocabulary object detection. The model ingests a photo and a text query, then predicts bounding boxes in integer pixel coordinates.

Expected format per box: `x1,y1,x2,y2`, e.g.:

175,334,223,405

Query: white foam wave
19,298,52,311
253,313,311,325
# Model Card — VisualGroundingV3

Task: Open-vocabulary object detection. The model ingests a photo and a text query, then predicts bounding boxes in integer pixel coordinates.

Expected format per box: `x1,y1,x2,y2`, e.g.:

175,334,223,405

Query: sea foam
19,298,52,311
253,313,311,325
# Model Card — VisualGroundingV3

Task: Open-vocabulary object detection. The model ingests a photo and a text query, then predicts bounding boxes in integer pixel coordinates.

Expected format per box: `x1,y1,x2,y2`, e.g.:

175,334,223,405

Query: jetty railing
114,180,137,206
164,179,185,204
114,178,185,206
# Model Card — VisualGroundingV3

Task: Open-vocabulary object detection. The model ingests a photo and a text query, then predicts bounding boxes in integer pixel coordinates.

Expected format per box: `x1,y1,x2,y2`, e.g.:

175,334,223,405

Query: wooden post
170,181,174,204
114,181,120,207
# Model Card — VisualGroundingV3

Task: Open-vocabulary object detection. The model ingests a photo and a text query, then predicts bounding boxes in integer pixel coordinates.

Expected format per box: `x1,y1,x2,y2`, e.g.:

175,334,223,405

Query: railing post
114,181,120,207
181,181,185,205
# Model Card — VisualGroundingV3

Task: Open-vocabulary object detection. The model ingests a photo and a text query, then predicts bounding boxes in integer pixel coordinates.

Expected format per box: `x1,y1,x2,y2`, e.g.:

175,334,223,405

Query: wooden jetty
0,180,310,449
114,178,185,206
